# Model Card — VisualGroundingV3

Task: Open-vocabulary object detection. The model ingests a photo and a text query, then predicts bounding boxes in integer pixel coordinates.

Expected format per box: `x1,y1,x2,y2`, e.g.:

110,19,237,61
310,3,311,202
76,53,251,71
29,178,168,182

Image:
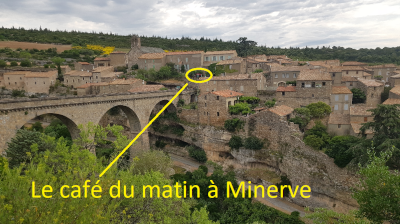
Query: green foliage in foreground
305,208,371,224
172,163,304,224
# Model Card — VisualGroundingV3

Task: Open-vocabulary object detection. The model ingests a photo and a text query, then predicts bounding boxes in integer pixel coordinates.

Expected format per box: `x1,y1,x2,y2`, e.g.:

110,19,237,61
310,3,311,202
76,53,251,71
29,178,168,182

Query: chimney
230,92,232,95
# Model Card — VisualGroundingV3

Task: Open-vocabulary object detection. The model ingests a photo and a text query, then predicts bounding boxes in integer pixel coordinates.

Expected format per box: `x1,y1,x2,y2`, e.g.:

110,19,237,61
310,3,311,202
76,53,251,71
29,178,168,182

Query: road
170,154,307,217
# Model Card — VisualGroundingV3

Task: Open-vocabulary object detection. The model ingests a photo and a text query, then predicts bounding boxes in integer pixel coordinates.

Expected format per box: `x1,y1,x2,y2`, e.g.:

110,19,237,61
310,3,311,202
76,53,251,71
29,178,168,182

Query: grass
172,165,186,174
244,168,281,184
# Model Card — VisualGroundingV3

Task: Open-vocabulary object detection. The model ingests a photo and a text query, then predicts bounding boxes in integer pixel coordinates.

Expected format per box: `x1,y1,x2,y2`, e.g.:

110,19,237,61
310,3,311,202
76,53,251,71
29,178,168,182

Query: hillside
0,27,400,64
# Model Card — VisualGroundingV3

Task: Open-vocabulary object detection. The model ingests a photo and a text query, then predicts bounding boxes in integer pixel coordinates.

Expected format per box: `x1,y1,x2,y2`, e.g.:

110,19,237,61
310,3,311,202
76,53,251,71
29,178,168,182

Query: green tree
325,136,360,167
351,88,366,104
181,64,186,73
229,135,243,150
381,86,392,103
265,99,276,108
304,135,325,150
131,150,173,178
51,57,66,81
20,59,31,67
229,102,252,115
236,37,257,57
19,51,31,59
254,69,263,73
244,136,264,150
305,208,370,224
306,102,331,118
353,149,400,224
224,118,244,132
31,121,44,132
188,145,208,162
0,60,6,67
10,61,18,66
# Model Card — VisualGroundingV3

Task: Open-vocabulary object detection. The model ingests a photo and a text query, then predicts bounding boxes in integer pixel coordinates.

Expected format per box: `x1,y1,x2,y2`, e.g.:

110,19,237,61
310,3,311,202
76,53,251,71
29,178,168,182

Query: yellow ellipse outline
185,68,213,83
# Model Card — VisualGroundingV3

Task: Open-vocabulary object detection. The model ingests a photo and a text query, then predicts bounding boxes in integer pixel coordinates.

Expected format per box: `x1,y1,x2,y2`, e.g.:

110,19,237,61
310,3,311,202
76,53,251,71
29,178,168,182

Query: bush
10,61,18,66
177,99,185,107
325,136,360,167
155,140,167,148
224,118,244,132
351,88,366,104
43,64,49,68
229,135,243,150
20,59,31,67
244,136,264,150
254,69,263,73
229,102,252,115
239,96,260,104
132,64,138,70
171,125,185,136
306,101,331,118
276,176,292,197
11,89,25,97
188,146,207,163
0,60,6,67
265,98,276,108
304,135,325,150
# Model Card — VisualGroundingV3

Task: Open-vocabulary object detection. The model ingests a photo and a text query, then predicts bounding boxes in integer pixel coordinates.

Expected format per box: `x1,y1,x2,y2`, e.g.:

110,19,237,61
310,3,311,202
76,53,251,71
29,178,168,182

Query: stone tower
131,35,141,49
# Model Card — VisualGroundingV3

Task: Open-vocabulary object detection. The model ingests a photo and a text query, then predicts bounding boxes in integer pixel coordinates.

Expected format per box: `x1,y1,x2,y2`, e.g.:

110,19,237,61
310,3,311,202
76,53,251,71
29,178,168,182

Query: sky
1,0,400,49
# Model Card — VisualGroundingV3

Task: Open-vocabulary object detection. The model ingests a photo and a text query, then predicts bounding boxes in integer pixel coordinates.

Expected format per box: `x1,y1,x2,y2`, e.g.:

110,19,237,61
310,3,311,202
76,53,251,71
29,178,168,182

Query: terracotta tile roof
382,98,400,105
211,90,243,98
199,74,256,81
24,71,57,78
166,51,202,55
3,71,31,75
110,51,126,54
253,107,267,111
341,66,365,71
94,57,111,61
217,58,243,65
93,66,114,72
367,64,397,68
269,105,294,116
331,86,352,94
128,85,165,93
276,86,296,92
78,62,90,65
79,72,93,77
390,86,400,96
110,78,141,85
297,70,332,81
350,105,374,116
391,73,400,78
341,76,358,82
138,53,166,59
351,123,373,134
203,50,237,55
328,113,350,124
76,82,109,89
341,61,367,66
358,79,384,87
327,66,343,72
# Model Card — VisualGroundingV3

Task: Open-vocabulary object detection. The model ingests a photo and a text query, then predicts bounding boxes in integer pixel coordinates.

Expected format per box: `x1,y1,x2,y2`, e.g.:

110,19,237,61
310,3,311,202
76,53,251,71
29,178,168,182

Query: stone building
330,86,352,114
366,64,397,82
3,71,29,90
382,98,400,105
166,51,203,71
245,58,269,74
341,76,358,90
137,53,166,71
24,71,58,94
109,78,145,94
94,57,111,67
128,84,165,93
268,65,307,87
74,62,95,71
109,51,127,67
341,61,367,67
0,76,4,88
216,58,245,76
388,72,400,87
64,70,93,88
327,66,343,86
60,65,71,75
76,82,109,96
349,105,375,138
202,50,238,68
92,66,115,83
341,66,367,78
268,105,294,121
327,113,351,136
127,35,165,68
308,60,341,69
356,79,384,107
198,90,243,127
389,86,400,99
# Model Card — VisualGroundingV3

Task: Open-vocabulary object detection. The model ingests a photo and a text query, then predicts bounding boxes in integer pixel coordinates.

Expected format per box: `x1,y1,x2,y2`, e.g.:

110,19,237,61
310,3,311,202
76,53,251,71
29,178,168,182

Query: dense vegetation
1,27,400,64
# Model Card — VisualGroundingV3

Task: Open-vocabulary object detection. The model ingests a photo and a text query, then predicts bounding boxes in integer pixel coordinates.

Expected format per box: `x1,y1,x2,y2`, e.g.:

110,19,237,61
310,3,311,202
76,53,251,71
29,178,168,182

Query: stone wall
178,108,199,124
357,82,384,107
199,78,258,96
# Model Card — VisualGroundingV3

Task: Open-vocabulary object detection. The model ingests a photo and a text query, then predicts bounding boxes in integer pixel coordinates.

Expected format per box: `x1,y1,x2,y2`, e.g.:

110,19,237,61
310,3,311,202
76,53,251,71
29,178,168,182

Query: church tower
131,35,141,49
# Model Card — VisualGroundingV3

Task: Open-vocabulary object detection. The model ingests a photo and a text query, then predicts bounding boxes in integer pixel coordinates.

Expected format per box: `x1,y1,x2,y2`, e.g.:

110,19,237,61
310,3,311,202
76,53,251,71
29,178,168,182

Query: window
145,60,146,63
293,73,296,78
226,80,229,84
205,95,207,100
332,73,335,77
35,82,36,84
371,93,374,97
345,95,349,101
286,74,289,78
364,117,368,122
322,82,326,86
344,104,349,110
8,77,9,80
356,71,358,74
205,103,207,107
350,82,353,86
338,124,341,128
153,65,155,69
229,65,232,69
312,82,315,87
230,87,233,90
20,77,22,80
205,56,209,61
228,56,231,59
217,96,219,100
374,87,376,90
204,112,205,115
282,92,285,96
217,112,219,116
240,86,244,91
8,82,10,85
186,58,188,62
228,101,231,106
83,77,85,80
96,76,98,79
153,60,154,63
334,105,338,110
275,74,278,78
301,83,305,88
220,56,224,60
335,95,339,101
282,74,285,78
43,82,45,84
212,56,216,61
346,71,349,74
213,81,216,84
178,58,180,62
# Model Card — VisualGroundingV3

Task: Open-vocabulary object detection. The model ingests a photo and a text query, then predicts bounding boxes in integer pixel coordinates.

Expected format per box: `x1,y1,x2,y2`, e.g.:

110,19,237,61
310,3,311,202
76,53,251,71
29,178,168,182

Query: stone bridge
0,90,193,154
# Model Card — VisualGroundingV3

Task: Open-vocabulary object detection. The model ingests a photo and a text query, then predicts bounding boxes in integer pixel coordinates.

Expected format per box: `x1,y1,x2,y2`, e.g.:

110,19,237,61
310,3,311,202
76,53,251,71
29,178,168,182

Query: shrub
171,125,185,136
351,88,366,104
265,98,276,108
0,60,6,67
229,136,243,150
381,86,392,102
244,136,264,150
286,81,297,86
11,89,25,97
155,140,167,148
10,61,18,66
229,102,252,115
159,87,168,90
306,101,331,118
254,69,263,73
276,176,292,197
325,135,360,167
132,64,138,70
224,118,244,132
304,135,325,150
44,64,49,68
177,99,185,107
188,146,207,163
20,59,31,67
239,96,260,104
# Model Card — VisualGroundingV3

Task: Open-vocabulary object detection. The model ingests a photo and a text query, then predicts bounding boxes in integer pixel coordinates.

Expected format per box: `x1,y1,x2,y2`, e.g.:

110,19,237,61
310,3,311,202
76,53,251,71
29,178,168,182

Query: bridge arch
149,99,177,120
97,104,142,133
277,81,286,87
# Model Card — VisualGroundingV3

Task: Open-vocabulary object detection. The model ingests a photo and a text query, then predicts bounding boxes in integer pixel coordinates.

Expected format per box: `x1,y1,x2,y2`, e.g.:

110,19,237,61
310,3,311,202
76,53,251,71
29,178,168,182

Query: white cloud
0,0,399,49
